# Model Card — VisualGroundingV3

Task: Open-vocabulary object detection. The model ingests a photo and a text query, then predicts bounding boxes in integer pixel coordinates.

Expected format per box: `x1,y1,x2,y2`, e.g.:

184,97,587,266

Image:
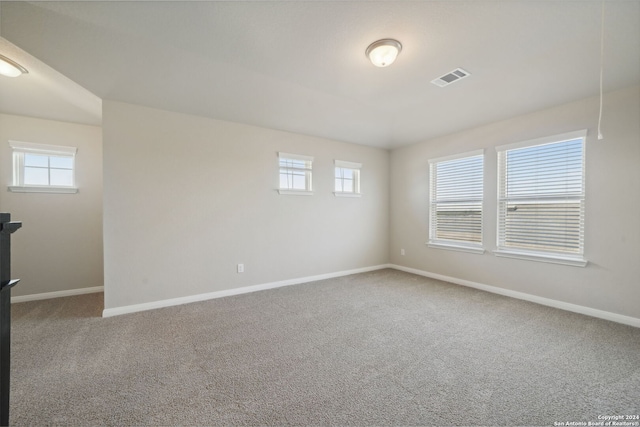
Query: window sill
427,242,485,254
493,249,587,267
334,192,362,198
277,189,313,196
8,185,78,194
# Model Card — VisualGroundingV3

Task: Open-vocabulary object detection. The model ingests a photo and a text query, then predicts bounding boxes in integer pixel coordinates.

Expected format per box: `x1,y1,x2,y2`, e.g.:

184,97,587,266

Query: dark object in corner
0,213,22,427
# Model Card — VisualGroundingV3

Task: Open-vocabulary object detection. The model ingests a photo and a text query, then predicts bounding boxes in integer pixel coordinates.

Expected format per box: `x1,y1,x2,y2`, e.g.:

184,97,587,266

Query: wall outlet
237,263,244,273
400,249,405,256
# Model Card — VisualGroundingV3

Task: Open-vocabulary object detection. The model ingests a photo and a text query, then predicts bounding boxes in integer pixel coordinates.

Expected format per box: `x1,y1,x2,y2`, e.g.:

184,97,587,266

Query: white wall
390,86,640,319
102,101,389,311
0,113,103,296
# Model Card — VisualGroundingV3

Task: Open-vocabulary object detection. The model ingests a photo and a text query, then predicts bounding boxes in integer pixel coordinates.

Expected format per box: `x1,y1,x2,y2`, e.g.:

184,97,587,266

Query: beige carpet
10,269,640,425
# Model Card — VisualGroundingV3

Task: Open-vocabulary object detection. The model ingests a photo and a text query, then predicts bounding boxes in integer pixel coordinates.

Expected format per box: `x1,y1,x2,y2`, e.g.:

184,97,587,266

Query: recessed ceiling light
0,54,29,78
365,39,402,68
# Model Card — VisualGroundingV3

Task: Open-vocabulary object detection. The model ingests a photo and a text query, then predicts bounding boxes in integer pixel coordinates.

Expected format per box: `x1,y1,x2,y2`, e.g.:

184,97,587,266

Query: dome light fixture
365,39,402,68
0,54,28,77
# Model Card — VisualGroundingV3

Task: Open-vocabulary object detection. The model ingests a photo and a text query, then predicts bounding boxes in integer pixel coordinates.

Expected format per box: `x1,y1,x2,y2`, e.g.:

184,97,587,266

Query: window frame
494,130,588,267
8,140,78,194
277,152,313,196
334,160,362,198
427,149,485,254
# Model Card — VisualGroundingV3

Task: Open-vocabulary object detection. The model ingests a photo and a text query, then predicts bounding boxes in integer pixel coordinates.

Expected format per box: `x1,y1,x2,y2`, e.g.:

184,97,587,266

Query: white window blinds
496,130,586,262
429,150,484,250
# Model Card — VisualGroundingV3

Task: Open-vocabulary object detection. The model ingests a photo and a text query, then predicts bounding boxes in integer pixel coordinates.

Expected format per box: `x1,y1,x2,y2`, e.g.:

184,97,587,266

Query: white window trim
278,152,314,163
494,130,588,267
494,130,587,153
9,186,78,194
10,140,77,155
334,192,362,198
278,152,313,195
428,149,485,254
428,149,484,165
493,249,587,267
9,140,78,194
334,160,362,169
277,189,313,196
334,159,362,197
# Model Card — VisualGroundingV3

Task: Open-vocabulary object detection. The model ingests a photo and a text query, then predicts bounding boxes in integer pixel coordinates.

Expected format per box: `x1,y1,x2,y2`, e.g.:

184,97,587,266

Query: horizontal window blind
497,134,585,256
429,151,484,246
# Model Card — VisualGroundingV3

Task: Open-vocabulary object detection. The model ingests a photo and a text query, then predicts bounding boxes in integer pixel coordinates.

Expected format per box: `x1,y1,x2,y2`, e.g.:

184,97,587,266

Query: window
334,160,362,197
9,141,78,193
278,152,313,195
428,150,484,253
495,130,587,266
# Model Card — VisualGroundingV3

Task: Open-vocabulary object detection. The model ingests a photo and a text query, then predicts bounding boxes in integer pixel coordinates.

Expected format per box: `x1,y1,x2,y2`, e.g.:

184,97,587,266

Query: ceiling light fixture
365,39,402,68
0,54,28,77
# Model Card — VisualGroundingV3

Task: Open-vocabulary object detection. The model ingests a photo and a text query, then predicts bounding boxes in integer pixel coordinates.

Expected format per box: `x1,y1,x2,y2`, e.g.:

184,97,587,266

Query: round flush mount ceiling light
0,54,29,77
365,39,402,67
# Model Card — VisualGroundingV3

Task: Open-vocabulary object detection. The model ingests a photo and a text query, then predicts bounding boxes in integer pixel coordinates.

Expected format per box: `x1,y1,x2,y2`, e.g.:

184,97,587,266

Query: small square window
278,152,313,195
334,160,362,197
9,141,78,193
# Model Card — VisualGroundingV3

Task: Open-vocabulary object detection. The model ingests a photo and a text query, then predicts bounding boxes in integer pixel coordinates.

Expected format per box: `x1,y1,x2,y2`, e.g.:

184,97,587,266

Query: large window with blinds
428,150,484,253
495,130,587,266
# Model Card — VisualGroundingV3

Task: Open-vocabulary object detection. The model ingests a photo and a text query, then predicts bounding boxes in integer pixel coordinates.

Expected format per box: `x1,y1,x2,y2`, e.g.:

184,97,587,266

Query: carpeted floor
9,269,640,426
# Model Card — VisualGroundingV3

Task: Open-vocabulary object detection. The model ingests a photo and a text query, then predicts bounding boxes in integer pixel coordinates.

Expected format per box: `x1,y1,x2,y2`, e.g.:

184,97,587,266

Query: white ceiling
1,1,638,149
0,36,101,125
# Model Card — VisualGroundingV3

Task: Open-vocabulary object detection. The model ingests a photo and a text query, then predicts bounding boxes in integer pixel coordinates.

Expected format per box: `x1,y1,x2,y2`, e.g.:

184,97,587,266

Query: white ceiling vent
431,68,471,87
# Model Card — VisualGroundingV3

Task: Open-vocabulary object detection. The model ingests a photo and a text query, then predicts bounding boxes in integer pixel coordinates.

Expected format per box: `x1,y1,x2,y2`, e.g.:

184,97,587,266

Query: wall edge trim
389,264,640,328
102,264,393,318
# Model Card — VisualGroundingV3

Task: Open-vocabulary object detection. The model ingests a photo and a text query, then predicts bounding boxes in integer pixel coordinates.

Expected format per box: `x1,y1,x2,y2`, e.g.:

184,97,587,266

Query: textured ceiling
1,1,639,149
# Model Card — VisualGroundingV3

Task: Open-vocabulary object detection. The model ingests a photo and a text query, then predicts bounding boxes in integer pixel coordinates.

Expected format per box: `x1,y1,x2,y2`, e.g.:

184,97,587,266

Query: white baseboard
22,264,637,328
11,286,104,303
102,264,392,318
389,264,640,329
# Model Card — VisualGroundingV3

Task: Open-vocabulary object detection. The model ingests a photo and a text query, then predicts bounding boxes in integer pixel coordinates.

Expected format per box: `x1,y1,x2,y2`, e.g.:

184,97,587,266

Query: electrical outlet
237,264,244,273
400,249,405,256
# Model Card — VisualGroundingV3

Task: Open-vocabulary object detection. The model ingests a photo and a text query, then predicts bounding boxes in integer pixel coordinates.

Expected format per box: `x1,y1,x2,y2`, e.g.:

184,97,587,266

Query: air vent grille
431,68,470,87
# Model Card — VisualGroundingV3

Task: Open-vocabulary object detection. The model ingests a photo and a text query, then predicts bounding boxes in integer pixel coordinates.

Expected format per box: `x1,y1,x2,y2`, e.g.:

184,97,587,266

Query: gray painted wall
390,86,640,319
0,113,103,296
102,101,390,310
